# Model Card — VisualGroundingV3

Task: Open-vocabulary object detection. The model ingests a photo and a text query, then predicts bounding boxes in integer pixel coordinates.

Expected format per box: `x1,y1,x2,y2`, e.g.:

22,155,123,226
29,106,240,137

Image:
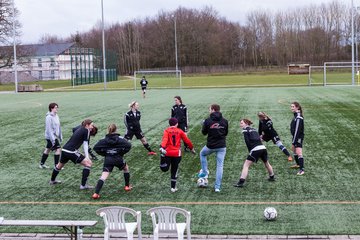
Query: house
0,43,96,83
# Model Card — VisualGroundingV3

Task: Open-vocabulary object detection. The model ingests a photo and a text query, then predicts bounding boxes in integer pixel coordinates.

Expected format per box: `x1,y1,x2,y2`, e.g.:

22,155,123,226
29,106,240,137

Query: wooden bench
0,218,97,240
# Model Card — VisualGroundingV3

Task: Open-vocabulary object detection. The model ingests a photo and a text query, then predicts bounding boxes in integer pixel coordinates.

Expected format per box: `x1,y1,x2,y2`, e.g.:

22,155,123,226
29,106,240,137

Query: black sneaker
49,180,62,185
268,175,276,181
233,181,244,188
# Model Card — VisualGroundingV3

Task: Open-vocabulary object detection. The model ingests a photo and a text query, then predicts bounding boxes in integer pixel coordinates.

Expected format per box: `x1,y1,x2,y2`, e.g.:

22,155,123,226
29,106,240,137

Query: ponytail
107,124,117,134
292,102,303,116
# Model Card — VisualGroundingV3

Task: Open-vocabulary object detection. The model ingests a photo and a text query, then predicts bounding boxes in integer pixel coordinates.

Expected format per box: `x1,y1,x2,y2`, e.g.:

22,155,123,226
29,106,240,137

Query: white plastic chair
96,206,142,240
146,206,191,240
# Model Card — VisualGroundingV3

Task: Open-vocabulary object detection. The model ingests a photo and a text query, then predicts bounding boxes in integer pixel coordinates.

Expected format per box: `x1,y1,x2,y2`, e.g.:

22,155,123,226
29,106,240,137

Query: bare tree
0,0,21,68
39,34,65,44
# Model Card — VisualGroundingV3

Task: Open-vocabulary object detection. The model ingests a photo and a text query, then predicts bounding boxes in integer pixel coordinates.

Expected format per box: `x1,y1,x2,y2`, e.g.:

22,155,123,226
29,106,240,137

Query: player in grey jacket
39,103,62,169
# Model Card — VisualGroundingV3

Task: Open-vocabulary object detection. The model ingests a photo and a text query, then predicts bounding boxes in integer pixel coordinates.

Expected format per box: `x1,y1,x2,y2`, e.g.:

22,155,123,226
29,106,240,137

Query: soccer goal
133,70,182,90
308,62,360,86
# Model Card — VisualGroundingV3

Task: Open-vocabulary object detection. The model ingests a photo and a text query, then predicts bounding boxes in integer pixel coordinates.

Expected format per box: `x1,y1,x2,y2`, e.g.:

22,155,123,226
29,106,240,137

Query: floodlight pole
101,0,107,90
351,0,355,85
12,0,18,93
174,14,178,78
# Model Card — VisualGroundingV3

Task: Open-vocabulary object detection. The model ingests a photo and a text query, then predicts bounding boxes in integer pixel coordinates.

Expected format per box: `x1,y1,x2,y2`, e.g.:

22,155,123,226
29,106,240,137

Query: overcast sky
17,0,349,44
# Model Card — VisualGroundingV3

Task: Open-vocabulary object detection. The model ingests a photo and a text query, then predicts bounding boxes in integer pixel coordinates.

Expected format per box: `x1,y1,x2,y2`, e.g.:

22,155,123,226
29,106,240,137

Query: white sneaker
80,184,94,190
49,180,62,185
171,188,178,193
39,164,50,169
215,188,220,193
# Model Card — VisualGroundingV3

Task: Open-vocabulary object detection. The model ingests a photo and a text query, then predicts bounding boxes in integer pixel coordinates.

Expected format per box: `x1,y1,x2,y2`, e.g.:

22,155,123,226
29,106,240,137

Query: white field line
0,201,359,206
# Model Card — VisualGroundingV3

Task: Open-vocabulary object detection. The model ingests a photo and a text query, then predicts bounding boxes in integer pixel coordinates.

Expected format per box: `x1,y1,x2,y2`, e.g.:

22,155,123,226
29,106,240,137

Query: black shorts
46,139,61,150
292,138,303,148
103,158,126,172
262,135,280,144
141,87,147,92
125,129,144,140
60,150,85,164
247,149,268,163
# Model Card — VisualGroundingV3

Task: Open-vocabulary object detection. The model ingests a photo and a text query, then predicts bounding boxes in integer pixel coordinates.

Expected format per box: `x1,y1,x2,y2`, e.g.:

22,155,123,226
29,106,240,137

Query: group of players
40,91,304,198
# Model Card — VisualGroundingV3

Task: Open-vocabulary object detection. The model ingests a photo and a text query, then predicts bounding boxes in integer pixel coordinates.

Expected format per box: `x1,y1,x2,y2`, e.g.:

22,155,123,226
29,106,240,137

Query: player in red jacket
160,118,195,192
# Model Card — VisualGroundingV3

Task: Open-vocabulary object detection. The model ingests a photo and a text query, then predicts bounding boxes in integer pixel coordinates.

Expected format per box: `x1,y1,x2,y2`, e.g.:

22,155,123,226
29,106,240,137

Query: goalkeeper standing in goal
159,118,195,193
140,76,148,98
171,96,190,151
124,101,157,155
257,111,292,161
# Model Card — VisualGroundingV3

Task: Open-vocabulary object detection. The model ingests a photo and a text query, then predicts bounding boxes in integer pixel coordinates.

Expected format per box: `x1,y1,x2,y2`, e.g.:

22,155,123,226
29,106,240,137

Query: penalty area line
0,201,359,206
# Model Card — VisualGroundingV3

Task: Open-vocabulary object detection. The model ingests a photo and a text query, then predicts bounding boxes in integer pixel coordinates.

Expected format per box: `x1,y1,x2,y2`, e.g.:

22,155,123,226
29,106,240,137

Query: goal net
133,70,182,90
309,62,360,86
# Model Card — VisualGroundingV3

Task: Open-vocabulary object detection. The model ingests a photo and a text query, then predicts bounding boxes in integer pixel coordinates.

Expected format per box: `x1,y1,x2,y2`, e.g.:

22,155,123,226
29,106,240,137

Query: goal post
133,70,182,90
308,65,324,86
308,62,360,86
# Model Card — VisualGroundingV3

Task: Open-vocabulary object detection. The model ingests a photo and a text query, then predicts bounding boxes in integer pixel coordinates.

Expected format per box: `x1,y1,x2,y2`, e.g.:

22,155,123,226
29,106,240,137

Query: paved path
0,234,359,240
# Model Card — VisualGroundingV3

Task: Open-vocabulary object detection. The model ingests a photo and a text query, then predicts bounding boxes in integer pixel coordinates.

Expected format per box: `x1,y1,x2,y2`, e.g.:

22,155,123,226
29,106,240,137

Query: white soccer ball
197,177,208,188
263,207,277,221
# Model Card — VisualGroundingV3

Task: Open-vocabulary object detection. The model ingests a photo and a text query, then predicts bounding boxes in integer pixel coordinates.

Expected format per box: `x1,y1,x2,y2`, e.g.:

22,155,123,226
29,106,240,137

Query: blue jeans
200,146,226,190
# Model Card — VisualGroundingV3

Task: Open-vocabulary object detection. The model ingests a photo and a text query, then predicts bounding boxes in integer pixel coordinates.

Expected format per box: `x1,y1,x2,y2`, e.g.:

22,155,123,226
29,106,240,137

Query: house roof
20,43,76,56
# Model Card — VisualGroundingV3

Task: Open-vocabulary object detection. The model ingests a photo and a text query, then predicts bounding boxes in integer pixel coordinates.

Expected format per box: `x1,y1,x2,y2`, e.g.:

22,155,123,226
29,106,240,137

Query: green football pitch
0,86,359,235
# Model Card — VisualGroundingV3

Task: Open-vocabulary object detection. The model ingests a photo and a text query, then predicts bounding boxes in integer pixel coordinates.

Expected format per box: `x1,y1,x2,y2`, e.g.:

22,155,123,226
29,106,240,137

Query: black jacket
258,118,279,141
124,110,141,131
93,133,131,161
290,112,304,144
171,104,188,126
242,126,263,152
202,112,228,149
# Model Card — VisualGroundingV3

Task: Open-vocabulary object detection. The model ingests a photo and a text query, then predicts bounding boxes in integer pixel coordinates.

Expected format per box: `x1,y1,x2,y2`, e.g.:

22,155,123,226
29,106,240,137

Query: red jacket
160,126,193,157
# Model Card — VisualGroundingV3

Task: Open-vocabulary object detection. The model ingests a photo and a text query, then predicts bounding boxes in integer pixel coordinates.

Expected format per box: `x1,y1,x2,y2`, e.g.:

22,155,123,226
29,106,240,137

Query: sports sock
54,154,60,166
95,179,104,194
294,154,299,165
50,167,61,181
81,167,91,186
124,172,130,186
143,143,153,152
281,147,290,157
171,178,177,189
40,153,49,165
298,157,304,170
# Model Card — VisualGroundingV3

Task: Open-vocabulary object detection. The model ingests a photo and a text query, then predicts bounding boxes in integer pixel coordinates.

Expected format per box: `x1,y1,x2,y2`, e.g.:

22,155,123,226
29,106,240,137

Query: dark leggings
160,156,181,188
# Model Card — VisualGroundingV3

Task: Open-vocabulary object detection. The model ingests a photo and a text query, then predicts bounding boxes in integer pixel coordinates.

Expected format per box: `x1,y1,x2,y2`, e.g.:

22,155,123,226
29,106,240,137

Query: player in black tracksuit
171,96,190,151
290,102,305,175
140,76,148,98
257,111,292,161
124,101,156,155
92,124,132,199
234,118,275,188
50,119,97,189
